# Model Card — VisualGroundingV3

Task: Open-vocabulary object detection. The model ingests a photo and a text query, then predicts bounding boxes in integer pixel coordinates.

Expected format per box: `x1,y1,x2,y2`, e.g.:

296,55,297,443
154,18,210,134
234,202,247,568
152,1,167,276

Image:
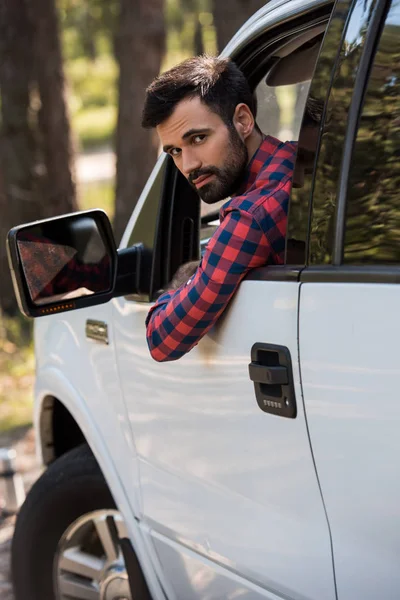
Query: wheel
12,443,146,600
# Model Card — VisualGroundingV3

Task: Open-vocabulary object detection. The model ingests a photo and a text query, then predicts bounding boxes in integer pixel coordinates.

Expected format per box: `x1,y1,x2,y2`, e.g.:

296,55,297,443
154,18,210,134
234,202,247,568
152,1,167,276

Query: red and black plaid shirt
146,135,296,362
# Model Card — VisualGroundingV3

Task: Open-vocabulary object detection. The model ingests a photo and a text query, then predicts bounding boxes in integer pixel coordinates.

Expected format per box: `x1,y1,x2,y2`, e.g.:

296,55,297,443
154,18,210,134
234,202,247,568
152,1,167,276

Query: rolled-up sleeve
145,208,272,362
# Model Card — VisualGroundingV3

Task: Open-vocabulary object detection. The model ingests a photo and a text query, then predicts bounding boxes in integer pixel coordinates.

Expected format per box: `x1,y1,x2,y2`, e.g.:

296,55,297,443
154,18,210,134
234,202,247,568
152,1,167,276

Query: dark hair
142,54,257,129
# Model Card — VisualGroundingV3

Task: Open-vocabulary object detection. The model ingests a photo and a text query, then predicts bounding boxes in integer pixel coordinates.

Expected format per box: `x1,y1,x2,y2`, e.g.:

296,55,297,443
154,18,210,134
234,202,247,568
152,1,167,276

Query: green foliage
72,105,116,151
0,314,34,432
60,0,119,150
163,0,217,70
0,313,33,349
64,47,117,149
61,0,217,150
59,0,119,61
66,55,117,111
79,179,115,218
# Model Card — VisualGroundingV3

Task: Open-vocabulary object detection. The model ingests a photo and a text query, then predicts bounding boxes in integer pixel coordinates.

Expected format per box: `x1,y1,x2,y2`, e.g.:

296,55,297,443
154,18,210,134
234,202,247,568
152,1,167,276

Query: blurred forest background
0,0,267,433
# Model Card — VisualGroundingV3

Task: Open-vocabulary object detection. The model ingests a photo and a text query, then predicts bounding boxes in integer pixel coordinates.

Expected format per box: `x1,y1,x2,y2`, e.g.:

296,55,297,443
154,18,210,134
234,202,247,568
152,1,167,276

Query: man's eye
193,134,206,144
170,148,181,157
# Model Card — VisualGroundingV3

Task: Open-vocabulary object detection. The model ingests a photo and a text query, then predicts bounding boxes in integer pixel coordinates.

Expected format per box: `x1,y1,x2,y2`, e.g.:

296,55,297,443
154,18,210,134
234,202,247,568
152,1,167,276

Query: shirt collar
233,135,283,196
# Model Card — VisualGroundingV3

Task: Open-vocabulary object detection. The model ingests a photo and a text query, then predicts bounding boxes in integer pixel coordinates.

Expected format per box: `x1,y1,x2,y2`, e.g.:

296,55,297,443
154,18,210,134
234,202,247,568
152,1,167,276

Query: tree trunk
79,8,97,62
212,0,266,52
194,15,204,56
0,0,37,315
0,0,77,315
27,0,78,217
113,0,166,244
0,153,24,316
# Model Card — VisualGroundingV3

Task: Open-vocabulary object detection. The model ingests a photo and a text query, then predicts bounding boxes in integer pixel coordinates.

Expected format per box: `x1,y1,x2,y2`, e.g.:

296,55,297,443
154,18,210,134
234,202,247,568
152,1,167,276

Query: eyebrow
163,128,213,154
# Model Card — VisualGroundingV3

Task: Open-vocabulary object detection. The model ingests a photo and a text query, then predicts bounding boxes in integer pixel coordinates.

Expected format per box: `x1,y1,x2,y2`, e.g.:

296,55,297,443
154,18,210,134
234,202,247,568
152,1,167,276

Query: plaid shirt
146,135,296,362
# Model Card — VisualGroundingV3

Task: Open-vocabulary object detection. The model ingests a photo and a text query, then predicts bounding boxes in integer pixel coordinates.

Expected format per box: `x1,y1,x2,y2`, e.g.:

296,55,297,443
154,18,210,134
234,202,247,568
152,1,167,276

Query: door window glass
256,79,311,142
293,0,377,265
343,0,400,263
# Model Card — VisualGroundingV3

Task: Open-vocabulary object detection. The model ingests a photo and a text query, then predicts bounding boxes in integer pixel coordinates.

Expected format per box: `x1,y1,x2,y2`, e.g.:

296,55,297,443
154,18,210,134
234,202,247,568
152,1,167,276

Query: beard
188,126,248,204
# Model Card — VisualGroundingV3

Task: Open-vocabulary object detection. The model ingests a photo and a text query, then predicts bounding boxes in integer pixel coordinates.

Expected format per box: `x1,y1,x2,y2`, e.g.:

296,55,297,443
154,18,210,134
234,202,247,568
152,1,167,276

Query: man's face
157,97,248,204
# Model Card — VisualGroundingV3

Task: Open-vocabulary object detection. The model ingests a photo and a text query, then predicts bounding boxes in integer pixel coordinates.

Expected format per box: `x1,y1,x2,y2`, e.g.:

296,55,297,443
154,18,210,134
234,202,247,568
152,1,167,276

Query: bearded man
142,55,298,362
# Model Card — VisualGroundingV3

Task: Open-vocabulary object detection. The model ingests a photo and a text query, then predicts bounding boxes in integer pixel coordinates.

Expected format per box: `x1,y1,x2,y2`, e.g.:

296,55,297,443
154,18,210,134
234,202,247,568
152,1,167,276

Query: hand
168,260,200,290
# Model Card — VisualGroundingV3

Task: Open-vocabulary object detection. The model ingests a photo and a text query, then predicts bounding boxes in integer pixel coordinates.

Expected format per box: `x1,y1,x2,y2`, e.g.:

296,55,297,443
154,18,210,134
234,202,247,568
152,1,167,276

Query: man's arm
146,207,284,362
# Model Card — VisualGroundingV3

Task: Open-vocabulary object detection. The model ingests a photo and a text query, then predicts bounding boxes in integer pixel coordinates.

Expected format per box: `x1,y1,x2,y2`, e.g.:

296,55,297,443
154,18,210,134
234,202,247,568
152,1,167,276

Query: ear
232,103,255,140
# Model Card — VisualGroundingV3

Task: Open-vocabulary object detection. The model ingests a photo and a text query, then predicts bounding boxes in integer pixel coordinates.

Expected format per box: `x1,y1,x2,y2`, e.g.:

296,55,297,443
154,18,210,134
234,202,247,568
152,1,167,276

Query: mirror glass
16,216,112,306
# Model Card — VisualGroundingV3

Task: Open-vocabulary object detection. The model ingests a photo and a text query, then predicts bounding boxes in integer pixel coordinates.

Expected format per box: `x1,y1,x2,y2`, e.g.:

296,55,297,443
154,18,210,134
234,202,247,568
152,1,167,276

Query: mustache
188,166,220,185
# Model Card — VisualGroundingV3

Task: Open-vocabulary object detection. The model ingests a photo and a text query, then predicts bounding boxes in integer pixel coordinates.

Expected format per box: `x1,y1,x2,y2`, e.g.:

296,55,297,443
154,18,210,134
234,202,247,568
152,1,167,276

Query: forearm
146,265,242,362
146,208,272,362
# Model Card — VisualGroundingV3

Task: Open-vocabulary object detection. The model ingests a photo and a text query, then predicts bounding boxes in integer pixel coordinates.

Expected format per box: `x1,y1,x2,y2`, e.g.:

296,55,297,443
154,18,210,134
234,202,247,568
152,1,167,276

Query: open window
125,13,331,301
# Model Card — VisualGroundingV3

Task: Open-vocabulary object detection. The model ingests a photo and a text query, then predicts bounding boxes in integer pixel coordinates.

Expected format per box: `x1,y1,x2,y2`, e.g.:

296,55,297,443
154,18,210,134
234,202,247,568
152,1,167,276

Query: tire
11,443,145,600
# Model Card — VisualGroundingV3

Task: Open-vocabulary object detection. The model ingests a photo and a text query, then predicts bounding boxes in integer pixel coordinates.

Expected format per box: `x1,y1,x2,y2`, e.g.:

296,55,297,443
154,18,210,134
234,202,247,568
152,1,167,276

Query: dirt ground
0,427,41,600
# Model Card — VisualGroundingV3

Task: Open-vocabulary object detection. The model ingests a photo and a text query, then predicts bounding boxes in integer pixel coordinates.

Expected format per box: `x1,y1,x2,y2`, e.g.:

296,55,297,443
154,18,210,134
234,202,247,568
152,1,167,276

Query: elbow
147,337,164,362
149,346,171,362
146,315,197,362
146,330,181,363
151,352,178,363
148,345,182,363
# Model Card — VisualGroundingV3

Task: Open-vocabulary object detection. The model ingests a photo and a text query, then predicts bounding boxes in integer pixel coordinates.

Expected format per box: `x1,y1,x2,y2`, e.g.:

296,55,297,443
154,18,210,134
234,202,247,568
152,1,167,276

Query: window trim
232,5,332,83
245,265,303,282
301,265,400,284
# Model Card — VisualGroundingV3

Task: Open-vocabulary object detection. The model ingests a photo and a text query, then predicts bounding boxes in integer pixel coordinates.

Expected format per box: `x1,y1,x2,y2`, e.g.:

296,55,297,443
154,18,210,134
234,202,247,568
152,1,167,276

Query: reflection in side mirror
7,210,119,318
17,216,112,306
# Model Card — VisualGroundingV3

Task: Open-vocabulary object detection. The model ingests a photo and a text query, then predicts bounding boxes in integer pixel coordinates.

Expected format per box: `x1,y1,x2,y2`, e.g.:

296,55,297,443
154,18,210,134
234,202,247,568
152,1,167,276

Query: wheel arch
39,395,86,465
34,368,167,599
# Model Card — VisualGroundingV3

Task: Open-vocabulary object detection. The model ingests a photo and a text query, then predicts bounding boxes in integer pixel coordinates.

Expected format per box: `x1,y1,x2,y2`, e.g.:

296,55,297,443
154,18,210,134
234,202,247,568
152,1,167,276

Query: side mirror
7,210,147,318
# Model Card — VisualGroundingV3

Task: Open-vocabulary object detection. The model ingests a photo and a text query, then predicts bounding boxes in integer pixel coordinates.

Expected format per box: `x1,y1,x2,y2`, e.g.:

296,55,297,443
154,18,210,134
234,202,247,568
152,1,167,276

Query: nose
181,148,201,179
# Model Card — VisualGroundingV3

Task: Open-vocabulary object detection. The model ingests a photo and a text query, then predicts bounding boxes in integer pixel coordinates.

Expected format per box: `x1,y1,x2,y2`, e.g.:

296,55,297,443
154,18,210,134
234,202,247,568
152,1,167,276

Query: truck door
298,0,400,598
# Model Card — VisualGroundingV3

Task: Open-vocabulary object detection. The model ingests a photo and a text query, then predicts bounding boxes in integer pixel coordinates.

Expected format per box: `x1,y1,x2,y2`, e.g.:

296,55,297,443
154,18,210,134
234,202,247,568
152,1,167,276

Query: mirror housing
7,210,149,318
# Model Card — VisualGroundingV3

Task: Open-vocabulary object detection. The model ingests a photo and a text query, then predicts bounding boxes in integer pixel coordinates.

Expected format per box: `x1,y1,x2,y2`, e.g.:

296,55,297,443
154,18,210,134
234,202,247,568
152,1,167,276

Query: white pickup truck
7,0,400,598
